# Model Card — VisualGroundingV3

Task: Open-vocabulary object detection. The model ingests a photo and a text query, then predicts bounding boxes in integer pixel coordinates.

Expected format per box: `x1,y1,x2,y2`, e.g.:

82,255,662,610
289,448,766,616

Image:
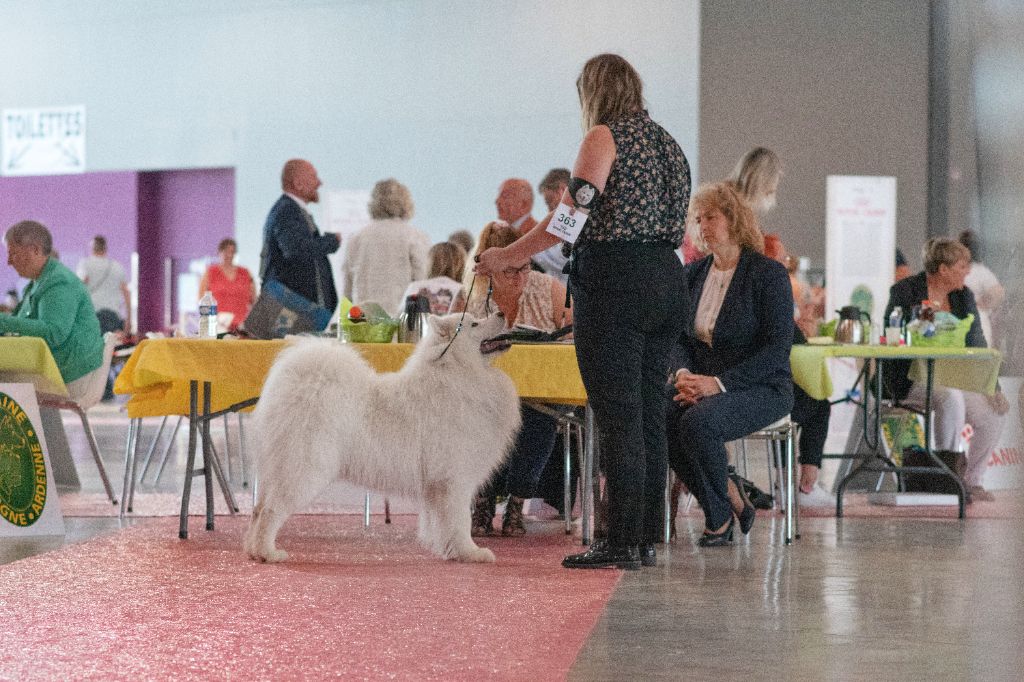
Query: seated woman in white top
398,241,467,315
456,221,572,537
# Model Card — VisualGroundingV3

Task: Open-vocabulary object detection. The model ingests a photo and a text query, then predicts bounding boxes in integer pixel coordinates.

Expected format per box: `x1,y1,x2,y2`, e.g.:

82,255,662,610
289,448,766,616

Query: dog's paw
456,546,495,563
249,547,289,563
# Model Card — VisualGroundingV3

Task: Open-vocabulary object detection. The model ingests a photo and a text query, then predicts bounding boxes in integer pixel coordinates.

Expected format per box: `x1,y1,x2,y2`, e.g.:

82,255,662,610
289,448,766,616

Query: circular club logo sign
0,391,47,527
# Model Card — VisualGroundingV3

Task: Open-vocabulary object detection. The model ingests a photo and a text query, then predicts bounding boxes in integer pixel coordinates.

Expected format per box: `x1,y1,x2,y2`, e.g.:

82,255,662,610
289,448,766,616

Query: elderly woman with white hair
342,178,431,315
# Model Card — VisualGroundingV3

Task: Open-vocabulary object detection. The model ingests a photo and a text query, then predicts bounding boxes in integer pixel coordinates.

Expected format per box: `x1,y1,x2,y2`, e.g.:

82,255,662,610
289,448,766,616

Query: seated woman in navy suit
666,182,795,546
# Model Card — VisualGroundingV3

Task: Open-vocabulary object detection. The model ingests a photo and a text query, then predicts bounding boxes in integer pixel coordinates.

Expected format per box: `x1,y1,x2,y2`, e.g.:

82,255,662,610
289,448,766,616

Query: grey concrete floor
4,402,1023,679
570,512,1024,681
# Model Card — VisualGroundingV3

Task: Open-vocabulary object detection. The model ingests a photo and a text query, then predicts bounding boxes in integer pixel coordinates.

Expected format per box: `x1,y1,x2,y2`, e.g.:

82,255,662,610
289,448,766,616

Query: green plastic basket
909,314,973,348
340,320,397,343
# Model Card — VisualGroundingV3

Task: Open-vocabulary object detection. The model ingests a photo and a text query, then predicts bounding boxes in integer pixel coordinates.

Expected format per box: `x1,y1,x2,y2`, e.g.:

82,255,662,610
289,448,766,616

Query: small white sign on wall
322,188,371,243
825,175,897,327
322,189,371,309
0,383,65,537
1,105,86,176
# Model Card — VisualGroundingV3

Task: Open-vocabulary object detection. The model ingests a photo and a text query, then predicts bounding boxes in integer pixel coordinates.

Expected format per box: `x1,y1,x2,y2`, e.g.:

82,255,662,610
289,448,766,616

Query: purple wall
0,171,139,296
1,168,234,333
136,168,235,332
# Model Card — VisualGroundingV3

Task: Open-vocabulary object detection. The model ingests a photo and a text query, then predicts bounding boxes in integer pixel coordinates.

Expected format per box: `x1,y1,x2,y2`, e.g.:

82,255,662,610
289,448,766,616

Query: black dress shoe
563,542,641,570
730,474,756,535
638,544,657,567
697,516,734,547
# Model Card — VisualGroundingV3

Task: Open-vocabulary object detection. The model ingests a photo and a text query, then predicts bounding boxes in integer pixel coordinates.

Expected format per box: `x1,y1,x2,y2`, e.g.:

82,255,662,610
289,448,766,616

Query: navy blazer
881,271,985,400
671,248,795,398
259,195,341,312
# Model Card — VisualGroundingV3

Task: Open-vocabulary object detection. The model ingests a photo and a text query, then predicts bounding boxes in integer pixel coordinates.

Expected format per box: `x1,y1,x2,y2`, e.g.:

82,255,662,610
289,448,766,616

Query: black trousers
476,404,559,506
570,242,686,547
791,383,830,468
95,308,123,400
666,385,791,530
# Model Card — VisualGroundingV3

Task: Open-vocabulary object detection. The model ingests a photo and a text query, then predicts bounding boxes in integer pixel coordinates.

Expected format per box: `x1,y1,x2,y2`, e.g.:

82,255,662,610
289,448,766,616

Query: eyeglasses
501,264,531,277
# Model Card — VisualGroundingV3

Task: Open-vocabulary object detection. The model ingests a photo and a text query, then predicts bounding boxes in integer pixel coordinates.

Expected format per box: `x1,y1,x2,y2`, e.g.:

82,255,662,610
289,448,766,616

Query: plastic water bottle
888,306,903,329
198,291,218,339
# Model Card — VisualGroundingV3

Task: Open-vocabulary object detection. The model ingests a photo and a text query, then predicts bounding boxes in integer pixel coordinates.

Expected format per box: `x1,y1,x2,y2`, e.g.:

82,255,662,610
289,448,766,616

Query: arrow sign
2,106,86,176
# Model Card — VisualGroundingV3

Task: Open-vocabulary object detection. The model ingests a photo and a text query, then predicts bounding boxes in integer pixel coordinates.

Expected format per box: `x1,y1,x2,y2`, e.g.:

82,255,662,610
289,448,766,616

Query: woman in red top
199,238,256,330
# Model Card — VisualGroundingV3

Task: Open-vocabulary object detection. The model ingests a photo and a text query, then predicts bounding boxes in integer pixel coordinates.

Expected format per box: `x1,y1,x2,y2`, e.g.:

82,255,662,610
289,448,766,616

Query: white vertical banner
1,106,86,176
321,189,371,307
982,376,1023,490
0,383,65,537
825,176,897,327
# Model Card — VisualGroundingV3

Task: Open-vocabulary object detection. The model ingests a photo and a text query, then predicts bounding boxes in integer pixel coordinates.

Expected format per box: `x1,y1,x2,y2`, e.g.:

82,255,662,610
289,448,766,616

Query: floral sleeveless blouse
466,271,557,331
582,109,691,245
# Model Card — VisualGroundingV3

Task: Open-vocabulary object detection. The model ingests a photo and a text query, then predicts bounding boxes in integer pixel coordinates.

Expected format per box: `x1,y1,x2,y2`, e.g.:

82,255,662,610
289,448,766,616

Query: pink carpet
57,490,366,517
0,516,620,680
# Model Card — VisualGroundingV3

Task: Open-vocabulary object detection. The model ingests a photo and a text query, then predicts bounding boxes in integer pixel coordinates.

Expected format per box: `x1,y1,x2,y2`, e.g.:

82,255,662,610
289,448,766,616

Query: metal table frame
121,381,253,538
833,354,975,518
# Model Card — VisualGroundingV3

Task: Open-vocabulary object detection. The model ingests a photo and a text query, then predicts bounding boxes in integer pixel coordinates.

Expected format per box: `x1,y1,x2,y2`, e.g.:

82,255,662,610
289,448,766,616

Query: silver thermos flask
397,294,431,343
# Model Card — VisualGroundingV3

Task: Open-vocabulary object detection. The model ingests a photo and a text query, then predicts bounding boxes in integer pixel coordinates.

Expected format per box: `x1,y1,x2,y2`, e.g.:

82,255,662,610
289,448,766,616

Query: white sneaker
798,484,836,507
524,498,562,520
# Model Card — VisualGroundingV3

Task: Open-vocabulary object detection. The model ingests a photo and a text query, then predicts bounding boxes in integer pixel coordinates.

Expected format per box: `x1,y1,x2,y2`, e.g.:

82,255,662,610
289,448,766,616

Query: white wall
0,0,700,271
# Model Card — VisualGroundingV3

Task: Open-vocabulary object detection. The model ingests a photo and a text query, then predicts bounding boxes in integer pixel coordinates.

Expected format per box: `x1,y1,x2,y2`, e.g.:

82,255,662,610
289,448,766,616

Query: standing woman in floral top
476,53,691,570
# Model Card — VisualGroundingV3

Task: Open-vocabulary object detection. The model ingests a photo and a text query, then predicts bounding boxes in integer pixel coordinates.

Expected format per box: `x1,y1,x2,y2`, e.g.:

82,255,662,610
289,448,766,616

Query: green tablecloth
790,344,1002,401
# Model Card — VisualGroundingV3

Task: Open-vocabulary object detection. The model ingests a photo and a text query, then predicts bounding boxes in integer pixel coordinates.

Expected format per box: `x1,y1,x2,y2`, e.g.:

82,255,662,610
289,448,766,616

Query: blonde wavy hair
577,53,645,131
687,182,764,254
368,178,414,220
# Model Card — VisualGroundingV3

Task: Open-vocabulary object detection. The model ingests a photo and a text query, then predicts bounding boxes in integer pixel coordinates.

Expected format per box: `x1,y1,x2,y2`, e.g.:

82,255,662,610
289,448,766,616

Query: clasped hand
673,371,721,405
473,247,504,278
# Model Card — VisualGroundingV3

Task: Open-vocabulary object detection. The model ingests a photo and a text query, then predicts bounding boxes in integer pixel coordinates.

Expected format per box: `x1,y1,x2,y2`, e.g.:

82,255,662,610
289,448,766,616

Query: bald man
259,159,341,312
495,178,537,236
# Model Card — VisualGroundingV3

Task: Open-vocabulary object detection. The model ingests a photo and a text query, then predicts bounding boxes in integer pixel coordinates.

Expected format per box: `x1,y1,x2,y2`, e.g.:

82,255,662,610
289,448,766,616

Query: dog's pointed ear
427,315,453,340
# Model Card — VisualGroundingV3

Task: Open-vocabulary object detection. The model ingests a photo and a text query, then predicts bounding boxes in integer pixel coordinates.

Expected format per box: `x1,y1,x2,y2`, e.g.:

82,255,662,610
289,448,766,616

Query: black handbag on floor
902,447,967,494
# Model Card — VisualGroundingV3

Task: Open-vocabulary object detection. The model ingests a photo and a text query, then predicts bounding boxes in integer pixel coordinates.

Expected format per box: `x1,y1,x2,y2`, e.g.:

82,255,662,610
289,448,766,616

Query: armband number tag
545,202,588,244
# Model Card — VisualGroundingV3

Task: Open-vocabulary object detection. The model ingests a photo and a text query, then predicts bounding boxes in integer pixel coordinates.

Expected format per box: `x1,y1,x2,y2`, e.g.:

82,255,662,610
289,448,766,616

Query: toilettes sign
1,105,86,176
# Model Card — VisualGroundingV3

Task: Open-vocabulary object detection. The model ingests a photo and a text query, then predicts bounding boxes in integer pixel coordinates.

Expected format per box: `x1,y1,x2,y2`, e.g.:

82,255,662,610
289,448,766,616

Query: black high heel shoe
698,516,734,547
729,474,756,535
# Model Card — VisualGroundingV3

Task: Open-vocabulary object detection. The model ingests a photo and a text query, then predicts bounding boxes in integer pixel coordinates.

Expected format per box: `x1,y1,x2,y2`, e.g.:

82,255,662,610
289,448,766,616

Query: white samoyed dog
243,312,520,563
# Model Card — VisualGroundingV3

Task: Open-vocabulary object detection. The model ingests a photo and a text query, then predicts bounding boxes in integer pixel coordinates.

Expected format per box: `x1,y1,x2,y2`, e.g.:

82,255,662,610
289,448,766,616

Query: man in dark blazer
259,159,341,312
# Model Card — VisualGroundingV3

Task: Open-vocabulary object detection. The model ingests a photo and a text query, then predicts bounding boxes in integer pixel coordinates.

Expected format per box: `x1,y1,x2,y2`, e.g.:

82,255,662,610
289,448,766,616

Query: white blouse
694,265,736,346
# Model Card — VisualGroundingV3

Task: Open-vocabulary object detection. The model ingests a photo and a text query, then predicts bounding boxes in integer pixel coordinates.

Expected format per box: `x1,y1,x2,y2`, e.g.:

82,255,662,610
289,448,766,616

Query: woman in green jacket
1,220,104,393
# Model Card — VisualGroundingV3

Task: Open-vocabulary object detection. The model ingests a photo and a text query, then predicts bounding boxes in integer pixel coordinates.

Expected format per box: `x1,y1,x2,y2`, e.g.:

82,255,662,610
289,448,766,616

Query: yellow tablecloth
790,344,1002,401
0,336,68,396
114,338,587,418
